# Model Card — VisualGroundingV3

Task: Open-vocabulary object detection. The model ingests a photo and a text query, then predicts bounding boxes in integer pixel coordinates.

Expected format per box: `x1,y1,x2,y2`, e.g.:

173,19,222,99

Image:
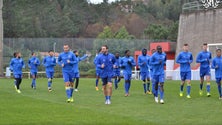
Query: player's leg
31,72,37,89
199,76,204,96
95,70,100,91
159,74,165,104
114,74,118,89
216,78,222,99
63,72,71,102
146,73,151,94
102,78,108,104
152,75,159,103
69,72,75,102
74,73,80,91
179,72,185,96
205,68,211,97
124,74,130,96
46,71,52,91
106,77,113,104
186,71,192,98
141,72,147,94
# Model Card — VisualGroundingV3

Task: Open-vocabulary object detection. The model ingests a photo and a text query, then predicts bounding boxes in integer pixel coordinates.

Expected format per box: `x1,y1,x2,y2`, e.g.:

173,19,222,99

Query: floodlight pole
0,0,3,76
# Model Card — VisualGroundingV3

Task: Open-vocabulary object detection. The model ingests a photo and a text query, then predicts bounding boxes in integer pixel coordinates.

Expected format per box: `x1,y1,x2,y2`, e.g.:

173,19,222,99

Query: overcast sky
89,0,117,4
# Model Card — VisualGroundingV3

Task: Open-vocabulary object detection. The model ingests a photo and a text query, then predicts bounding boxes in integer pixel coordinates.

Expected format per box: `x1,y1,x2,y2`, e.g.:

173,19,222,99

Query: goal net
208,43,222,58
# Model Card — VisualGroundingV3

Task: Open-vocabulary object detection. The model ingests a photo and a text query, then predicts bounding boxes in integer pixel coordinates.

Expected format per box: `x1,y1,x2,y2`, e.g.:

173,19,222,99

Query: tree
144,24,169,40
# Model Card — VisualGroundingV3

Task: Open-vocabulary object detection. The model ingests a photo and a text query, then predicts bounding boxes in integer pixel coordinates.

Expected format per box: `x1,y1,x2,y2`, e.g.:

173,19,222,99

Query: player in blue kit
176,44,193,98
196,43,212,97
42,50,56,92
150,46,166,104
113,52,121,89
138,48,151,95
28,52,40,89
96,45,115,104
120,50,136,97
73,50,89,92
211,49,222,99
58,44,77,103
10,52,25,93
94,48,102,91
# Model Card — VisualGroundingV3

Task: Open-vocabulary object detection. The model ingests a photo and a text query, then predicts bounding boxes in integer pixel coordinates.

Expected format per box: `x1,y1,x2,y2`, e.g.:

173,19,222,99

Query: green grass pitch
0,78,222,125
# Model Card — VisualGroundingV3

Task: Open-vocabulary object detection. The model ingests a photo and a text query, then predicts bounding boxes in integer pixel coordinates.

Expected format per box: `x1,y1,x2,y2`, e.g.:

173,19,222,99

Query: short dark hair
13,52,18,58
203,43,208,46
125,50,130,54
184,43,188,46
216,48,221,52
73,50,77,53
102,45,108,49
48,50,53,53
31,52,35,55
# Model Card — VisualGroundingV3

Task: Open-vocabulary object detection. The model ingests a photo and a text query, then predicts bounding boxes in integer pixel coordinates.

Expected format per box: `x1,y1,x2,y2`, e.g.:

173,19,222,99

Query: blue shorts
113,71,120,77
14,74,22,79
123,73,132,80
152,74,165,84
96,70,101,77
62,71,74,83
46,71,54,78
180,71,191,81
30,71,37,76
73,72,80,78
216,78,222,84
140,71,150,80
200,67,211,77
101,77,113,86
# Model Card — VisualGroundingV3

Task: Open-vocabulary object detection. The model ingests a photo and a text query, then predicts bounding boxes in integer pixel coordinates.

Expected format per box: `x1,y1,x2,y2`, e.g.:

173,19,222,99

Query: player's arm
196,53,205,63
211,59,218,69
9,59,14,71
131,57,136,66
176,54,187,64
79,54,88,62
57,54,64,67
189,53,193,64
22,59,25,68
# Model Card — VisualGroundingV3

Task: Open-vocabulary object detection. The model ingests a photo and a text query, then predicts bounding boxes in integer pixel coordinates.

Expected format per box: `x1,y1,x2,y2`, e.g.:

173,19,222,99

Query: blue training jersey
149,52,166,76
138,54,150,72
58,51,77,72
211,56,222,78
113,57,121,72
96,53,115,78
196,51,211,68
28,57,40,72
120,56,136,75
42,56,56,72
176,51,193,72
10,58,25,75
73,55,88,73
94,53,102,71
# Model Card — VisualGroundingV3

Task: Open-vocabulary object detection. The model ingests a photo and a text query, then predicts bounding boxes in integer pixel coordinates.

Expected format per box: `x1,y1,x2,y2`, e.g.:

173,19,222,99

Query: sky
89,0,117,4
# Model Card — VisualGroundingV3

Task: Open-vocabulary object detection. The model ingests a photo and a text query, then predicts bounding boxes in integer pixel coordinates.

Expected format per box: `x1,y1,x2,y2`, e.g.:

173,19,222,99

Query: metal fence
3,38,153,78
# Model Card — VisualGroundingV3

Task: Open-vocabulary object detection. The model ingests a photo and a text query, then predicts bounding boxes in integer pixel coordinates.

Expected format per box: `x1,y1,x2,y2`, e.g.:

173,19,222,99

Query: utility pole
0,0,3,76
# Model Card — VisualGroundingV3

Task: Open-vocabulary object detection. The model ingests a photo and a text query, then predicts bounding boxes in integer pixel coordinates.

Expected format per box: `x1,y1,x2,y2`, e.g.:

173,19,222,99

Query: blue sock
114,78,118,88
158,85,161,95
180,85,184,92
147,83,150,91
105,96,108,100
125,82,129,93
32,79,36,87
160,89,164,100
65,87,71,99
152,82,155,94
96,79,99,87
143,83,147,93
200,83,203,90
128,82,131,93
14,80,16,86
187,85,191,95
70,87,74,97
206,83,210,93
48,81,51,88
218,84,221,97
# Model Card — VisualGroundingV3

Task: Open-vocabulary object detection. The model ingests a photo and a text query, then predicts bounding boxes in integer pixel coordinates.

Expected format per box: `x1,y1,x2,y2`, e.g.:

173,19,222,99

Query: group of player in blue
9,43,222,104
177,43,222,100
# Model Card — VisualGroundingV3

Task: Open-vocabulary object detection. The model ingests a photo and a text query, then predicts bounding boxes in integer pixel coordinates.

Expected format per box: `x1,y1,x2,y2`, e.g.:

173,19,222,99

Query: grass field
0,78,222,125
